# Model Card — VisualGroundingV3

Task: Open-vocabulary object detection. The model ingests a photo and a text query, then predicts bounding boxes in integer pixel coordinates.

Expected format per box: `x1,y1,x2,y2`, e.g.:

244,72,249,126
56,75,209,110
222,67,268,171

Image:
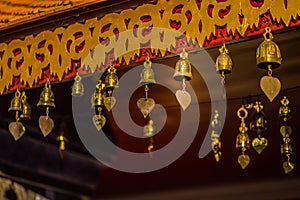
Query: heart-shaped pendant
175,90,191,111
8,122,26,141
104,96,116,112
137,98,155,118
39,116,54,137
280,125,292,138
238,154,250,169
283,161,294,174
260,76,281,102
93,114,106,131
252,137,268,154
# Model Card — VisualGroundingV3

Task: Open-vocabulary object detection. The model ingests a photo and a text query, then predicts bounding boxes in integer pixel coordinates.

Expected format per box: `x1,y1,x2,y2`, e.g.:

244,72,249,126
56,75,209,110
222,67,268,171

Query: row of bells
171,29,281,82
9,82,56,118
72,65,119,97
236,98,291,149
77,27,282,97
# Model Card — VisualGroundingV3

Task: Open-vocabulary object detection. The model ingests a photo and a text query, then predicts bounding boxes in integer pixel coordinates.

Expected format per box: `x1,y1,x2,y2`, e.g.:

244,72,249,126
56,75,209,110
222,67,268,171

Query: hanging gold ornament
56,122,68,159
20,92,31,121
37,80,55,137
103,94,116,112
211,110,221,162
257,27,282,102
137,56,156,118
250,101,268,154
137,85,155,118
278,96,294,174
139,56,156,86
144,119,156,158
71,73,84,96
91,80,106,131
8,89,26,141
236,105,250,169
279,96,291,122
174,48,192,111
104,64,118,111
216,42,232,84
104,64,119,90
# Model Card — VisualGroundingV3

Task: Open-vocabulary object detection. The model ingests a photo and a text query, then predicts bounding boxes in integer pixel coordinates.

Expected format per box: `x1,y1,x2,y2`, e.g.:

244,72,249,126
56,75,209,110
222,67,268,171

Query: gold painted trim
0,0,299,93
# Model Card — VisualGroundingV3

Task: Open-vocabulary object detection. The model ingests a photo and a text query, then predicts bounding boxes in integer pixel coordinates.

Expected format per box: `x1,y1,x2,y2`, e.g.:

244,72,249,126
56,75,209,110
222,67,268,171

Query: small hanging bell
216,43,232,77
8,89,26,141
173,48,192,81
72,73,84,96
20,92,31,120
236,132,250,150
279,96,291,122
250,101,267,133
37,81,56,108
91,80,105,108
56,122,68,159
8,89,22,113
140,57,156,86
281,141,292,155
104,64,119,91
144,119,156,137
38,81,55,137
256,27,282,70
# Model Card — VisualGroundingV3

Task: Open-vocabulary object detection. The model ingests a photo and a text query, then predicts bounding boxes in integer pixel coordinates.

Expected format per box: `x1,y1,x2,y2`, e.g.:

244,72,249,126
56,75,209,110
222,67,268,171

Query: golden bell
236,133,250,149
91,80,105,108
250,113,267,132
37,81,55,108
256,27,282,70
279,96,291,122
104,64,119,91
173,48,192,81
250,101,267,133
144,119,156,138
139,57,156,86
281,143,292,155
216,43,232,75
8,89,22,112
20,92,31,120
71,73,84,96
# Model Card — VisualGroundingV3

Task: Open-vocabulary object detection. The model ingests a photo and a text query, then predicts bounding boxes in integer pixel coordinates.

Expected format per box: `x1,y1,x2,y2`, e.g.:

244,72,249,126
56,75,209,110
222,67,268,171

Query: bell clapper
221,71,226,85
46,106,50,119
182,78,187,93
145,85,149,99
15,111,19,122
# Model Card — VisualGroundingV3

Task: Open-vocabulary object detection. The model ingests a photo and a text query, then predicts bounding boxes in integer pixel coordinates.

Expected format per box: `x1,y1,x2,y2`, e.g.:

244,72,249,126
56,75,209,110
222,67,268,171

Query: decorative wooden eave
0,0,300,93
